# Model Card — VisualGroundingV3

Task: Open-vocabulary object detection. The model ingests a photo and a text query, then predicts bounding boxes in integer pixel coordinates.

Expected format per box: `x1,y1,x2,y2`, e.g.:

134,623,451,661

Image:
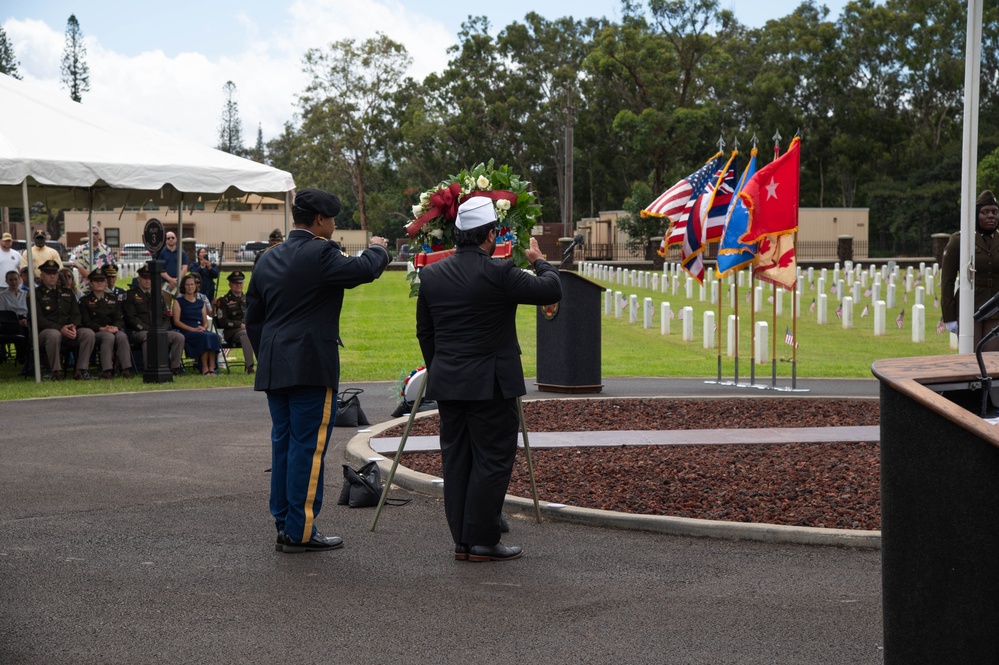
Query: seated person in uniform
33,259,96,381
122,265,186,376
214,270,254,374
79,267,134,379
103,264,128,302
172,273,220,375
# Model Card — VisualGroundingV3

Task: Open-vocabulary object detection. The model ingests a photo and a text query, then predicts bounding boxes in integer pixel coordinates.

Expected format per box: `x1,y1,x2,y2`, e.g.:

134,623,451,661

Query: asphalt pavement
0,378,884,664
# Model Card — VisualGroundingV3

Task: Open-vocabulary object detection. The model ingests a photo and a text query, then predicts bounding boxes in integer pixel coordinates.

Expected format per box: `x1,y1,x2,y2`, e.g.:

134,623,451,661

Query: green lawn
1,267,955,400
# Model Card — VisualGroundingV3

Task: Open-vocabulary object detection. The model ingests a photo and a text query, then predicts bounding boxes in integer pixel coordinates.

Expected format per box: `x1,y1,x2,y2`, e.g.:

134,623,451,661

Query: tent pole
177,197,184,282
22,180,41,382
86,189,94,276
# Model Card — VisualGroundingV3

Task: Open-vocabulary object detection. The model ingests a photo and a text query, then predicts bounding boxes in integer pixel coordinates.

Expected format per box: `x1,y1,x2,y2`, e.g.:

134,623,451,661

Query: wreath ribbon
405,187,519,238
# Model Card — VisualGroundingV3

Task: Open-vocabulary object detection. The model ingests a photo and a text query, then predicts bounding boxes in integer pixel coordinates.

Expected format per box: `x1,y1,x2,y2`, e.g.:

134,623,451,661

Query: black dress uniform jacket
416,245,562,400
246,229,390,392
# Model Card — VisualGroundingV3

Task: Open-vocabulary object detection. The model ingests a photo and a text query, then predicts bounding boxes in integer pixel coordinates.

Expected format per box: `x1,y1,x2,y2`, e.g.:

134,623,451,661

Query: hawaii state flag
738,136,801,245
717,148,759,277
650,154,724,253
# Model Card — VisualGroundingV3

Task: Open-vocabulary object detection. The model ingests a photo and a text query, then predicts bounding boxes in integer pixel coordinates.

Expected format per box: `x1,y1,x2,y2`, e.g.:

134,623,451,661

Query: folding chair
0,310,27,365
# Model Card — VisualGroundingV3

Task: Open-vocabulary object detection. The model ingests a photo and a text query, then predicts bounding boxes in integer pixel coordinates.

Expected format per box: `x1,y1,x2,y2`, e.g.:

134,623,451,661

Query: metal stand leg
516,396,542,523
370,379,425,532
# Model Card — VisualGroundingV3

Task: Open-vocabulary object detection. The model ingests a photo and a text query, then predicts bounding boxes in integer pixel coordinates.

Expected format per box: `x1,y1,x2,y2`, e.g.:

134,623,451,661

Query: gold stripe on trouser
302,387,335,541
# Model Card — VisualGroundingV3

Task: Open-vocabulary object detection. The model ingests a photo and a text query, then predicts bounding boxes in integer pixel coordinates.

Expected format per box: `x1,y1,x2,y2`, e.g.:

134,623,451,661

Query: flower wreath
405,160,541,296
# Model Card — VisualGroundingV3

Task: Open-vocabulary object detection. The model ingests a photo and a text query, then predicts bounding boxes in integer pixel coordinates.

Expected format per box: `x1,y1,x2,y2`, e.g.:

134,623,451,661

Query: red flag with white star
738,136,801,245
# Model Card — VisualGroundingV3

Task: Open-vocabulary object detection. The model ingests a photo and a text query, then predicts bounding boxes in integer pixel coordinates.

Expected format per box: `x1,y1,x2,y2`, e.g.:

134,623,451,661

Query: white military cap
455,196,498,231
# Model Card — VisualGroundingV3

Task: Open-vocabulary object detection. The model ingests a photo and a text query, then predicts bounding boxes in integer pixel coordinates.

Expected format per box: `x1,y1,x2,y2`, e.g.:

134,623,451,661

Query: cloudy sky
2,0,851,150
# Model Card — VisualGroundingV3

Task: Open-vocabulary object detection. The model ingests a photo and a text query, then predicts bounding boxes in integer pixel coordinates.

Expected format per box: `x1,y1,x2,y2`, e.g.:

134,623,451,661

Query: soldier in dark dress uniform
214,270,254,373
246,188,391,554
122,265,185,375
416,196,562,562
79,268,134,379
34,259,96,380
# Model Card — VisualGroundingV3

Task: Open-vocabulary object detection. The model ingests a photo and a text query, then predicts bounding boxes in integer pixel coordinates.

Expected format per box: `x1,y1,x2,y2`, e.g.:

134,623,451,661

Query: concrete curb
345,411,882,551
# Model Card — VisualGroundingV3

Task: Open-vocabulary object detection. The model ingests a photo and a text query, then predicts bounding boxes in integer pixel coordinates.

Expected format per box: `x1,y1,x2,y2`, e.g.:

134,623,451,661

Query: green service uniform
942,230,999,351
80,291,132,374
215,290,255,371
34,284,95,374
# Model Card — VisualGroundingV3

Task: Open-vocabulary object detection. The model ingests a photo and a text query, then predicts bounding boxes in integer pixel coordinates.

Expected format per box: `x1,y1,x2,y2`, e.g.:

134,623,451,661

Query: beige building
574,207,870,260
61,195,371,252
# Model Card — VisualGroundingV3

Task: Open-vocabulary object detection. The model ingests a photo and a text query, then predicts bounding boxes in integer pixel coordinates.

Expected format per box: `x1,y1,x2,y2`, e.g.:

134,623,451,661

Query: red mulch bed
382,398,882,530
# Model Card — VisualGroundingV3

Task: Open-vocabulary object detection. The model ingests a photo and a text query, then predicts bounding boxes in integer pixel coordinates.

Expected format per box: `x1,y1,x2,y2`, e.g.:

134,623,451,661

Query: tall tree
249,123,265,163
299,33,412,231
0,24,22,79
217,80,246,156
60,14,90,102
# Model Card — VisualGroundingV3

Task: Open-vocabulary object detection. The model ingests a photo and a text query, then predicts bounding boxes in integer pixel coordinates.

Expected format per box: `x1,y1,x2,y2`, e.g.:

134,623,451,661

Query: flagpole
733,278,740,384
791,234,799,389
771,282,778,388
770,129,782,389
747,134,760,387
716,273,723,382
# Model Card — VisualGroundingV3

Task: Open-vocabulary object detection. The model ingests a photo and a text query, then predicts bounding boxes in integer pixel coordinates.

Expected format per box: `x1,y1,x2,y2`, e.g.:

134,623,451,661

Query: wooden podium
872,354,999,665
535,271,604,393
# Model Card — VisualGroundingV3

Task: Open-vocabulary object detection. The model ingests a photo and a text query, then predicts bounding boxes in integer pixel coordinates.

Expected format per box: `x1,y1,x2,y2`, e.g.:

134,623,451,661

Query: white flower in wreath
412,204,423,217
420,191,430,205
476,174,490,189
431,228,444,239
496,199,511,211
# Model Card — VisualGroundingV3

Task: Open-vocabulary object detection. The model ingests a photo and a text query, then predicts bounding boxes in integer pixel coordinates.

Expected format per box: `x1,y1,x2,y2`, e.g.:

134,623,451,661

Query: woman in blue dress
172,273,220,375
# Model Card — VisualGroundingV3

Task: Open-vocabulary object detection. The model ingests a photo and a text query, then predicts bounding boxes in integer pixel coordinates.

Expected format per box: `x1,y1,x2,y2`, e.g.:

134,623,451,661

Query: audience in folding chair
214,270,254,374
122,265,185,376
33,259,95,380
172,273,220,376
79,267,135,379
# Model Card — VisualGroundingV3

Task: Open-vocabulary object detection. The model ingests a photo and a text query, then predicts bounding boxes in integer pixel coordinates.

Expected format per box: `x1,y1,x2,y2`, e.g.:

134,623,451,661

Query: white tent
0,73,294,208
0,73,296,381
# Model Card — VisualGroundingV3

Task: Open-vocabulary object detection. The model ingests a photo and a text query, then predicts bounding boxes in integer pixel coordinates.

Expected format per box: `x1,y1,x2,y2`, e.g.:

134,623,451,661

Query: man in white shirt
0,233,22,275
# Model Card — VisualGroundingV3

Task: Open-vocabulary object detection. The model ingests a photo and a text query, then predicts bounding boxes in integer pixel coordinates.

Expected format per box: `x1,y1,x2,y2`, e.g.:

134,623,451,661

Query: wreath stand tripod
370,371,543,531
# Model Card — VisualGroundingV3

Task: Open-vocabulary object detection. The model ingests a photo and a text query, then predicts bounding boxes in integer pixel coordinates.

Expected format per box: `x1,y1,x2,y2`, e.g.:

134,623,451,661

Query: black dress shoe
282,531,344,554
454,544,469,561
468,542,522,562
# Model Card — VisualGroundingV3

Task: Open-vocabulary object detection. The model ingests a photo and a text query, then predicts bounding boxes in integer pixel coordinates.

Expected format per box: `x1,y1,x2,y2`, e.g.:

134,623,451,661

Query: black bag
337,461,381,508
337,462,411,508
337,461,411,509
335,388,370,427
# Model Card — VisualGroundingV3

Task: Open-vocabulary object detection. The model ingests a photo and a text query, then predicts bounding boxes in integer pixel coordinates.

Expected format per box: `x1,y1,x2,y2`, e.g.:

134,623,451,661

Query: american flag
618,294,628,309
654,156,724,247
933,295,939,308
784,327,799,348
835,303,843,320
678,308,685,320
903,292,908,303
864,288,872,297
896,309,905,329
861,305,869,317
809,298,816,313
669,308,676,319
831,285,838,294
